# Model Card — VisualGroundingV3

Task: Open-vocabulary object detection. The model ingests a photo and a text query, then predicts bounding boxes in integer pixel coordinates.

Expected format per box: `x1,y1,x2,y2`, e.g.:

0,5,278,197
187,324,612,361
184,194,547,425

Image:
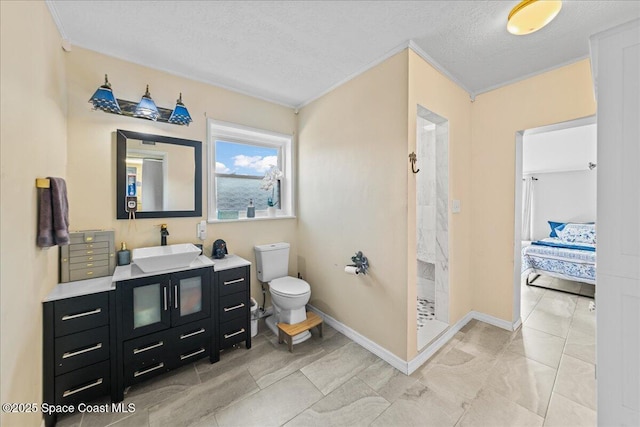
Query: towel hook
409,152,420,174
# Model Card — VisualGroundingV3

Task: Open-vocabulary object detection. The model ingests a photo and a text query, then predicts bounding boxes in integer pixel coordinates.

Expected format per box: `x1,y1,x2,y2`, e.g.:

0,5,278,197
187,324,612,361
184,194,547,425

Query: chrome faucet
160,224,169,246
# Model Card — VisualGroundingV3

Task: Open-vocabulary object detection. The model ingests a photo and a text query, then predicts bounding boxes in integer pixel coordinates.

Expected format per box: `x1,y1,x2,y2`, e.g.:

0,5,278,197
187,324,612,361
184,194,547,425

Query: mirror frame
116,129,202,219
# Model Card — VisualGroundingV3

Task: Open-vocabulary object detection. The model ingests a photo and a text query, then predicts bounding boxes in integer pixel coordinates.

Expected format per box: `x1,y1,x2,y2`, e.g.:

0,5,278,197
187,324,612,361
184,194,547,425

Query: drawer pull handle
224,328,245,339
61,308,101,321
223,278,244,286
62,378,103,397
86,271,94,276
224,303,245,312
180,348,205,360
134,362,165,377
133,341,164,354
163,287,168,311
86,263,93,267
62,343,102,359
180,328,205,339
87,251,94,254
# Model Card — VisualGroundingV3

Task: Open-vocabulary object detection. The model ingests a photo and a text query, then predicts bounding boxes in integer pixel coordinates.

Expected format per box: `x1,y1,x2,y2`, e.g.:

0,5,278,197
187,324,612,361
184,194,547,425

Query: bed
521,222,596,295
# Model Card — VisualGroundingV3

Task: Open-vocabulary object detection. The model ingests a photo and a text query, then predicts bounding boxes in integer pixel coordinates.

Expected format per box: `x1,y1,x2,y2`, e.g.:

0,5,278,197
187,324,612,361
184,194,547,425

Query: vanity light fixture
89,75,192,125
133,85,160,121
507,0,562,35
88,74,122,114
167,93,193,126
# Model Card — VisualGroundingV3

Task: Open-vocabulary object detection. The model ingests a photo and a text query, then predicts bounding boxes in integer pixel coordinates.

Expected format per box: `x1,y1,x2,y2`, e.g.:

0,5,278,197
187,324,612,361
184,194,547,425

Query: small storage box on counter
60,230,116,282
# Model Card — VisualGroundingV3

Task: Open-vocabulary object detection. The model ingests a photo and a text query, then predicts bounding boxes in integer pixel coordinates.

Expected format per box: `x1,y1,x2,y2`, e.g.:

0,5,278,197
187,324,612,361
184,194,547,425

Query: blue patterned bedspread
522,238,596,284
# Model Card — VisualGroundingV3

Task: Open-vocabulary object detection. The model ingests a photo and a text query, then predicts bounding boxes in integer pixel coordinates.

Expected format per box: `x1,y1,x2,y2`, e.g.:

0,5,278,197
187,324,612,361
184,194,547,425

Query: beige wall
65,47,298,304
298,51,411,359
406,51,473,358
470,59,596,321
0,2,68,426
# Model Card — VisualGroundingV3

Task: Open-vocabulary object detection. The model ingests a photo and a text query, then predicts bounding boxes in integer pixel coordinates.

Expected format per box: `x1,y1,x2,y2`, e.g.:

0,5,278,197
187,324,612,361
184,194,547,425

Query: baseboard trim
306,305,408,374
306,305,518,376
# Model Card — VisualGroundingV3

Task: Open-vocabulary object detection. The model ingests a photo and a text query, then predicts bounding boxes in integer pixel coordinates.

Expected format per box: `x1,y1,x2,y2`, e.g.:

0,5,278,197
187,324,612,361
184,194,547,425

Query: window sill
207,215,296,224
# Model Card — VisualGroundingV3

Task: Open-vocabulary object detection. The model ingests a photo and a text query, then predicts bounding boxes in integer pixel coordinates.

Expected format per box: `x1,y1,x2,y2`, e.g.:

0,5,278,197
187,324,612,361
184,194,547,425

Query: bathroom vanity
42,254,251,426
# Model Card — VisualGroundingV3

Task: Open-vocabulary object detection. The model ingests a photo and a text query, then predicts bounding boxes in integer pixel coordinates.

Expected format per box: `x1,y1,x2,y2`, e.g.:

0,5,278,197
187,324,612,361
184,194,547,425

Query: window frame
207,119,294,222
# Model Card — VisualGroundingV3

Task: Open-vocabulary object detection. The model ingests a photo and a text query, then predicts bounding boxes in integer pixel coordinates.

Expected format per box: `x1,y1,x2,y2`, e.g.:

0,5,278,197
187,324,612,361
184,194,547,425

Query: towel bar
36,178,51,188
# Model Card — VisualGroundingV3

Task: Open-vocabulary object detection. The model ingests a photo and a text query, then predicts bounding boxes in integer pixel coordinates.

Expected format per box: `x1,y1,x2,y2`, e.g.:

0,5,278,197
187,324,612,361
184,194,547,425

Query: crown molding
45,0,67,41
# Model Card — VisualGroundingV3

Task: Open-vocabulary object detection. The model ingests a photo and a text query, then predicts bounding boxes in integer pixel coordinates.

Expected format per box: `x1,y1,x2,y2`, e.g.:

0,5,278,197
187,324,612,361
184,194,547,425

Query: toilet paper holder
349,251,369,275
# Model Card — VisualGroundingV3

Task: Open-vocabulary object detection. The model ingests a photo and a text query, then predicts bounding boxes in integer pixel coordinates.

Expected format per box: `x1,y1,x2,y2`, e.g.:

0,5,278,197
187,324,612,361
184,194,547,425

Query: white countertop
43,276,114,302
210,254,251,271
113,255,215,282
44,254,251,302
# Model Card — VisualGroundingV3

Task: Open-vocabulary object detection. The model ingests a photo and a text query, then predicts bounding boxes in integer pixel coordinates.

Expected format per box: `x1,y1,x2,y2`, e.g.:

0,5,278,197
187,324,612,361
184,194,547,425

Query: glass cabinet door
170,268,211,326
120,276,171,340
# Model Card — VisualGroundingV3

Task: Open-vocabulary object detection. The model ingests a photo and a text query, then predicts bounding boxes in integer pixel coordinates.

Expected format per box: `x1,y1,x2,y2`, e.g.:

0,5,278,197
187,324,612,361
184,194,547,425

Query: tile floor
58,277,595,427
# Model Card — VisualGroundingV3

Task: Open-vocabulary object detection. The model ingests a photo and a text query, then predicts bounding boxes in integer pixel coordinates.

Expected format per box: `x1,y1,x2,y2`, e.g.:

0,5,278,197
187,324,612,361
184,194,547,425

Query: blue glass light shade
168,93,192,126
133,85,159,121
88,74,121,114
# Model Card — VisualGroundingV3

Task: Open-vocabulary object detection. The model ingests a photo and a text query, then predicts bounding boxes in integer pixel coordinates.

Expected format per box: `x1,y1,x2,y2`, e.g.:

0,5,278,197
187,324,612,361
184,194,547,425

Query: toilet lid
269,277,310,296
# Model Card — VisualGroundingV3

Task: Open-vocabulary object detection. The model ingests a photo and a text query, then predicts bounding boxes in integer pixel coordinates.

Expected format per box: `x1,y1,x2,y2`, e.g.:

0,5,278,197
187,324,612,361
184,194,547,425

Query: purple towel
37,177,70,247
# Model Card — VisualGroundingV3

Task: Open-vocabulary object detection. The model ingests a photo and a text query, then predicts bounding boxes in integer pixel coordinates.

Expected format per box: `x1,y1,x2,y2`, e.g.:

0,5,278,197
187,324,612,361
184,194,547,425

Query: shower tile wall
417,259,435,301
435,122,449,323
417,124,436,264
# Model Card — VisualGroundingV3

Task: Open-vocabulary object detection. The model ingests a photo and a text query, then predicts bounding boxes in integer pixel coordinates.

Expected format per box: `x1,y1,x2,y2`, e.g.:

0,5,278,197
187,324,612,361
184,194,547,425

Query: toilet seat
269,277,310,297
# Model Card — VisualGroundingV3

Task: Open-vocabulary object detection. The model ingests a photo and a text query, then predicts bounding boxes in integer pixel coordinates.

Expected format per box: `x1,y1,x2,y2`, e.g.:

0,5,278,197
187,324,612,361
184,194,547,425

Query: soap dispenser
247,199,255,218
117,242,131,266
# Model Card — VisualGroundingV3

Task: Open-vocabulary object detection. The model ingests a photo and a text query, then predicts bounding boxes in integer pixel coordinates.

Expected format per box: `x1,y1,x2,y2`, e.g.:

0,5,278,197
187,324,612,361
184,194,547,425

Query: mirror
116,129,202,219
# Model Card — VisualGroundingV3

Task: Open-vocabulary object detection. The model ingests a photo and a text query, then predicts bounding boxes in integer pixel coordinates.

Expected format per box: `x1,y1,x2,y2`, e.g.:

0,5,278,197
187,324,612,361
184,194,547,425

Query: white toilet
254,242,312,344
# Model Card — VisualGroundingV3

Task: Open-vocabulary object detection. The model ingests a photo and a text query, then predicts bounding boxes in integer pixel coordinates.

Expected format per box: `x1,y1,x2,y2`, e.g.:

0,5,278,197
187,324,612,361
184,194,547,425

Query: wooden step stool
277,311,323,352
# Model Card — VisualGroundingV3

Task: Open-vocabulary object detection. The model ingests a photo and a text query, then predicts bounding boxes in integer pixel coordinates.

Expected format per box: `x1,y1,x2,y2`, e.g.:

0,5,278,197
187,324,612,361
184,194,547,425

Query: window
207,119,293,221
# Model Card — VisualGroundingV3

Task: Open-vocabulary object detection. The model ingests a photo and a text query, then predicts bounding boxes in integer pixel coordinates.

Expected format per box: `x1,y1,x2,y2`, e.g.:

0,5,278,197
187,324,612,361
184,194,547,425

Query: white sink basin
132,243,201,273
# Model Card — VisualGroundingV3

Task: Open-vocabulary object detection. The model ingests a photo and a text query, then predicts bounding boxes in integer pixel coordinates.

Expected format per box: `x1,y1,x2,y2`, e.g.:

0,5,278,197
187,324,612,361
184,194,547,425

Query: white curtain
522,177,534,241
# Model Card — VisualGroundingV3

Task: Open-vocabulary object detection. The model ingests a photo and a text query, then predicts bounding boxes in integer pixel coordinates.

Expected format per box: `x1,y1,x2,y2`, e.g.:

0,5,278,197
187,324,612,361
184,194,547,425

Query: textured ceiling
47,1,640,107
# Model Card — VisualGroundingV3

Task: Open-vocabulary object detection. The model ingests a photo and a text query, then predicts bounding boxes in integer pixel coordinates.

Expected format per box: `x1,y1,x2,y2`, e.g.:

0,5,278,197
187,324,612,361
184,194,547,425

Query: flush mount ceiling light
134,85,160,121
507,0,562,35
88,74,121,114
168,93,192,126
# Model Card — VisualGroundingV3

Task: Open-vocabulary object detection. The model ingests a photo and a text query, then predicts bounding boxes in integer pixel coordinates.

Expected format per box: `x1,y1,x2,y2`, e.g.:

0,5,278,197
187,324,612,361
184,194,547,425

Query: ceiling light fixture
507,0,562,35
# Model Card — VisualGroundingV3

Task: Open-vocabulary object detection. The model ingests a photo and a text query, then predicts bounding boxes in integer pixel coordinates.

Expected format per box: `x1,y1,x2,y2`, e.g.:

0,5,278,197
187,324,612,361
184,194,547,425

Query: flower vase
267,207,276,217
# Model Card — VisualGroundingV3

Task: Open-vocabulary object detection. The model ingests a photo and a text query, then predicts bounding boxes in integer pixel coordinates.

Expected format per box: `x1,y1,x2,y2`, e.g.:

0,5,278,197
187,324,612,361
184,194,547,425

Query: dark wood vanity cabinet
43,291,117,427
216,266,251,350
114,267,215,398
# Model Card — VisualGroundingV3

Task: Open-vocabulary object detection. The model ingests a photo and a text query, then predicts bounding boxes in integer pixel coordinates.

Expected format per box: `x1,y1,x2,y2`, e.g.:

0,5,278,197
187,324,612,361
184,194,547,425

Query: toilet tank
254,242,290,282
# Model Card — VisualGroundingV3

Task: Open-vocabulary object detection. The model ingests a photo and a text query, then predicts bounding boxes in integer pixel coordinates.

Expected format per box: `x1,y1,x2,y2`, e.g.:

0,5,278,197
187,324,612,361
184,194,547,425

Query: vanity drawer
218,268,248,296
219,292,248,323
69,266,110,282
55,360,110,406
68,253,109,264
54,293,109,337
219,317,248,349
124,357,172,387
55,326,110,375
171,319,211,347
123,329,170,365
173,342,210,366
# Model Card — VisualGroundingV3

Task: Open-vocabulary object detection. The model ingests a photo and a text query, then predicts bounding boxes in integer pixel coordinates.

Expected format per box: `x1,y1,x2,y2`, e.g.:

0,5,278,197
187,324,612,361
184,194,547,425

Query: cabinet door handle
180,348,205,360
163,287,168,311
180,328,205,339
134,362,164,378
133,341,164,354
62,343,103,359
174,285,178,310
223,303,245,312
223,278,244,286
61,308,101,321
62,378,103,397
224,328,245,339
